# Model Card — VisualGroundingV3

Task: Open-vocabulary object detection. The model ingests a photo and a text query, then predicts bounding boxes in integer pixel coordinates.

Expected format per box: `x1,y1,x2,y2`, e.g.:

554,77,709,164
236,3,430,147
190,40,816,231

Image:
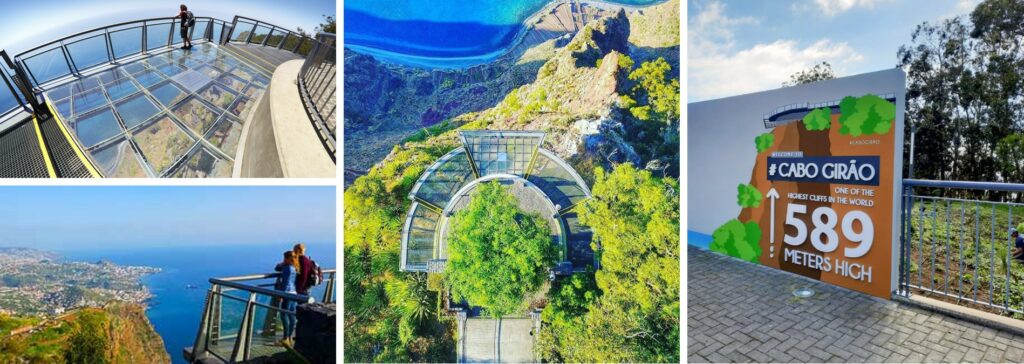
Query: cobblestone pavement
688,246,1024,363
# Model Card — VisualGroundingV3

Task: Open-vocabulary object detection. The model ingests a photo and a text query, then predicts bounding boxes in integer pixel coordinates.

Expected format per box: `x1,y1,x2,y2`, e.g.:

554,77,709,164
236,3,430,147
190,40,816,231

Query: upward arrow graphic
766,187,780,257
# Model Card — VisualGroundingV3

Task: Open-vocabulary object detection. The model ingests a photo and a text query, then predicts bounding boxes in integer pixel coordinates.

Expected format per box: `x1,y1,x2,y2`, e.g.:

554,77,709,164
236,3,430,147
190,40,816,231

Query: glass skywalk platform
42,43,272,177
400,130,596,273
0,15,321,178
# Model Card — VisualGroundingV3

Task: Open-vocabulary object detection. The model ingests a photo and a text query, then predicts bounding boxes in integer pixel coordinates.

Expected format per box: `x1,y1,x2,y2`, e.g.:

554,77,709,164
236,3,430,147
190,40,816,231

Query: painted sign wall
688,69,905,299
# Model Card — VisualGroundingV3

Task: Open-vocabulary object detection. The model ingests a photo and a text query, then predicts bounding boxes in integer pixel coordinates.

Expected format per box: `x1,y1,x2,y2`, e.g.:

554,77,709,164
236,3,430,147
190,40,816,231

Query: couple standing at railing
272,243,324,347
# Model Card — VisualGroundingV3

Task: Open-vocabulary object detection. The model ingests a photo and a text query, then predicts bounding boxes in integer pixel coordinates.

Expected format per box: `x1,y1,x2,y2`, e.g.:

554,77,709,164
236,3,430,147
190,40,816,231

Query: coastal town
0,247,159,318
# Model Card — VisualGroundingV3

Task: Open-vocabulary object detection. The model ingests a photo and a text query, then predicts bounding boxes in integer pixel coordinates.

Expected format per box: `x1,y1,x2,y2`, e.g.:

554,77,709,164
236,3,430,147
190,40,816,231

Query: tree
898,0,1024,186
837,94,895,137
736,184,762,208
996,134,1024,183
754,133,774,153
782,61,835,86
628,58,680,124
316,15,337,34
710,219,762,263
552,164,679,362
803,107,832,131
444,182,556,317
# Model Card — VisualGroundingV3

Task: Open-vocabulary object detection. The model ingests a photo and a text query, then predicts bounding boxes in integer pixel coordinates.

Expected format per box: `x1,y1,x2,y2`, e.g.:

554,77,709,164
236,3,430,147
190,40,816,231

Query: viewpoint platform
0,15,336,178
400,130,594,274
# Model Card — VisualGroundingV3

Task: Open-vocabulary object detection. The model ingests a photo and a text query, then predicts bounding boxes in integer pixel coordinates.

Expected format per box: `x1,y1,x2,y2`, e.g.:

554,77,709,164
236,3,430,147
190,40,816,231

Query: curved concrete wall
235,59,334,177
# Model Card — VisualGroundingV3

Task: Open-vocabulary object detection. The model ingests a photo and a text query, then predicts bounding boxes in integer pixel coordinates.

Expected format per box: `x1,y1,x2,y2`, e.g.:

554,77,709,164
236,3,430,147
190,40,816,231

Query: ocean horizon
62,242,337,364
343,0,663,68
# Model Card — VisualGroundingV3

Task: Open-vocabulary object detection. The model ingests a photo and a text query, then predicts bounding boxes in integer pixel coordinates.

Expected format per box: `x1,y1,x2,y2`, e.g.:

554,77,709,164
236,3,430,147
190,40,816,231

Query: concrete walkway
688,246,1024,363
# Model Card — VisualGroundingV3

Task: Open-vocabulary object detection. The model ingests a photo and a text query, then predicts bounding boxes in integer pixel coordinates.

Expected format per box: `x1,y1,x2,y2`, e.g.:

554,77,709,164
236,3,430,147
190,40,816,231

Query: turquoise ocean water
62,243,336,364
343,0,662,68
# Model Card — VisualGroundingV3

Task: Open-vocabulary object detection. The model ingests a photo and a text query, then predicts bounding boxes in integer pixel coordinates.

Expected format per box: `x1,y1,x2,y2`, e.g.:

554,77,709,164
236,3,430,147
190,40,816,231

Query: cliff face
347,0,680,174
0,303,170,364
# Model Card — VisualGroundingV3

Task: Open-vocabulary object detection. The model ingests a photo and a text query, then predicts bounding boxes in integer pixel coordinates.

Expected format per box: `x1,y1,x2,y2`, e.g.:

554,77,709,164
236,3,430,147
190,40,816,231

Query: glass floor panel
131,115,195,175
205,115,243,157
73,107,120,148
115,93,161,129
170,146,232,178
104,78,141,101
88,138,147,178
150,81,187,107
40,42,273,178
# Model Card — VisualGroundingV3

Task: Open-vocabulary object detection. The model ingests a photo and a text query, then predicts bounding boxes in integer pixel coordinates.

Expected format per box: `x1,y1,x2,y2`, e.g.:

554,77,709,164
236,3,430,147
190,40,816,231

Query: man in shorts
178,4,194,50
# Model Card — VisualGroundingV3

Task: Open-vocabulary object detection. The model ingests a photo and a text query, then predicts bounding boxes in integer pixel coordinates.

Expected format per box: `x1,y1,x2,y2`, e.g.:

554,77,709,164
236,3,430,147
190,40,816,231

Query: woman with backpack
274,251,299,346
293,243,322,296
177,4,194,50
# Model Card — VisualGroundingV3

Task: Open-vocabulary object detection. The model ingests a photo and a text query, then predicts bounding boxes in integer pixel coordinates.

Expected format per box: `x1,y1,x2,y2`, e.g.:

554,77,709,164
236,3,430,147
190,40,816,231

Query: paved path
688,246,1024,363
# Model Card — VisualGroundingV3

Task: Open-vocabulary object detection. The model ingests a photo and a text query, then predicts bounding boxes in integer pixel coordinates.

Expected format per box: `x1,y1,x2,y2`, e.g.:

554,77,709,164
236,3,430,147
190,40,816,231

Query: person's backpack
307,257,324,287
186,11,196,28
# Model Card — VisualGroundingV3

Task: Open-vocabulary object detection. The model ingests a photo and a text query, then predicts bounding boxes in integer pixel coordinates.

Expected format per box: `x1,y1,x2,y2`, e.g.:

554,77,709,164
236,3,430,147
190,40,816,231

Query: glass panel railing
65,34,109,71
0,69,19,115
250,25,272,44
23,47,71,85
145,23,171,51
110,27,143,59
280,34,300,52
296,39,313,57
232,22,256,42
264,29,285,48
171,22,185,45
193,20,210,40
211,22,224,43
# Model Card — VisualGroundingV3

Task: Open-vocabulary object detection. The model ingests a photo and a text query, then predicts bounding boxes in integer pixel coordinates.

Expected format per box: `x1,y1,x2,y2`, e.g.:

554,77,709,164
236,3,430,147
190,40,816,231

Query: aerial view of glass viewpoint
0,0,336,178
0,186,337,363
344,0,680,362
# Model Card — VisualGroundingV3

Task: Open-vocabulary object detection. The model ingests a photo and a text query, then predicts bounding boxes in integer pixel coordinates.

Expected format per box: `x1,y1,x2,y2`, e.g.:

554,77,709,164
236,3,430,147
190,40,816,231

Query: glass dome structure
400,130,595,273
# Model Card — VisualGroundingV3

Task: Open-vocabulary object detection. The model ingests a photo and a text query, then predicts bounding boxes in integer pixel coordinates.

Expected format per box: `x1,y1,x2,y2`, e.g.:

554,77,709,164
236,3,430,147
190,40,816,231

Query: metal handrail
189,268,336,363
297,32,336,160
13,16,225,90
224,15,311,52
898,179,1024,319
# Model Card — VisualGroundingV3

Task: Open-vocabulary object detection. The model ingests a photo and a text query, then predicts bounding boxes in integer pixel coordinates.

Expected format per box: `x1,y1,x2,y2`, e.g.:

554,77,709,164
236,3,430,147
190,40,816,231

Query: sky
0,186,336,251
687,0,982,102
0,0,336,53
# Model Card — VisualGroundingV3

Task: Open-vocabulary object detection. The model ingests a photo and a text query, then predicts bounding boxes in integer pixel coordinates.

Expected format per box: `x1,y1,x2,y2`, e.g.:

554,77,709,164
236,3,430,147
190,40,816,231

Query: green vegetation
402,120,456,144
626,58,679,124
538,164,680,362
344,132,461,362
737,184,762,208
710,219,762,263
0,304,168,364
445,182,557,317
995,134,1024,183
754,133,774,153
907,200,1024,319
802,107,832,131
837,94,895,137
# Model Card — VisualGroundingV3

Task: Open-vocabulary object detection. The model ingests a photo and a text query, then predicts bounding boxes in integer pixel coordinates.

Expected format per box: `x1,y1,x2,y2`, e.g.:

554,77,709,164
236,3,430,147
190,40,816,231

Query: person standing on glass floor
177,4,195,50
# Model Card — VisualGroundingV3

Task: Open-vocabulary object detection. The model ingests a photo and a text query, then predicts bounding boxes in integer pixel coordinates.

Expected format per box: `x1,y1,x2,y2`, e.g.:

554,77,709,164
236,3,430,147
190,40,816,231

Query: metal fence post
230,291,258,362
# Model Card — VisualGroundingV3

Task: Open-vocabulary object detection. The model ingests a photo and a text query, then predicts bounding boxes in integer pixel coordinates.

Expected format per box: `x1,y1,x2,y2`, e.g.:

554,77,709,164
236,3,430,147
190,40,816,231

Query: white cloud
943,0,981,18
811,0,886,16
688,1,864,101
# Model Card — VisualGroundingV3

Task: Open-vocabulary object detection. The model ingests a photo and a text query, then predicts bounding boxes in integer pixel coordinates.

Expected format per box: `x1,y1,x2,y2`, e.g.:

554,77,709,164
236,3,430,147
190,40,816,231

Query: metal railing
298,32,337,159
188,269,336,363
12,16,232,91
222,16,315,56
0,50,36,119
898,179,1024,317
